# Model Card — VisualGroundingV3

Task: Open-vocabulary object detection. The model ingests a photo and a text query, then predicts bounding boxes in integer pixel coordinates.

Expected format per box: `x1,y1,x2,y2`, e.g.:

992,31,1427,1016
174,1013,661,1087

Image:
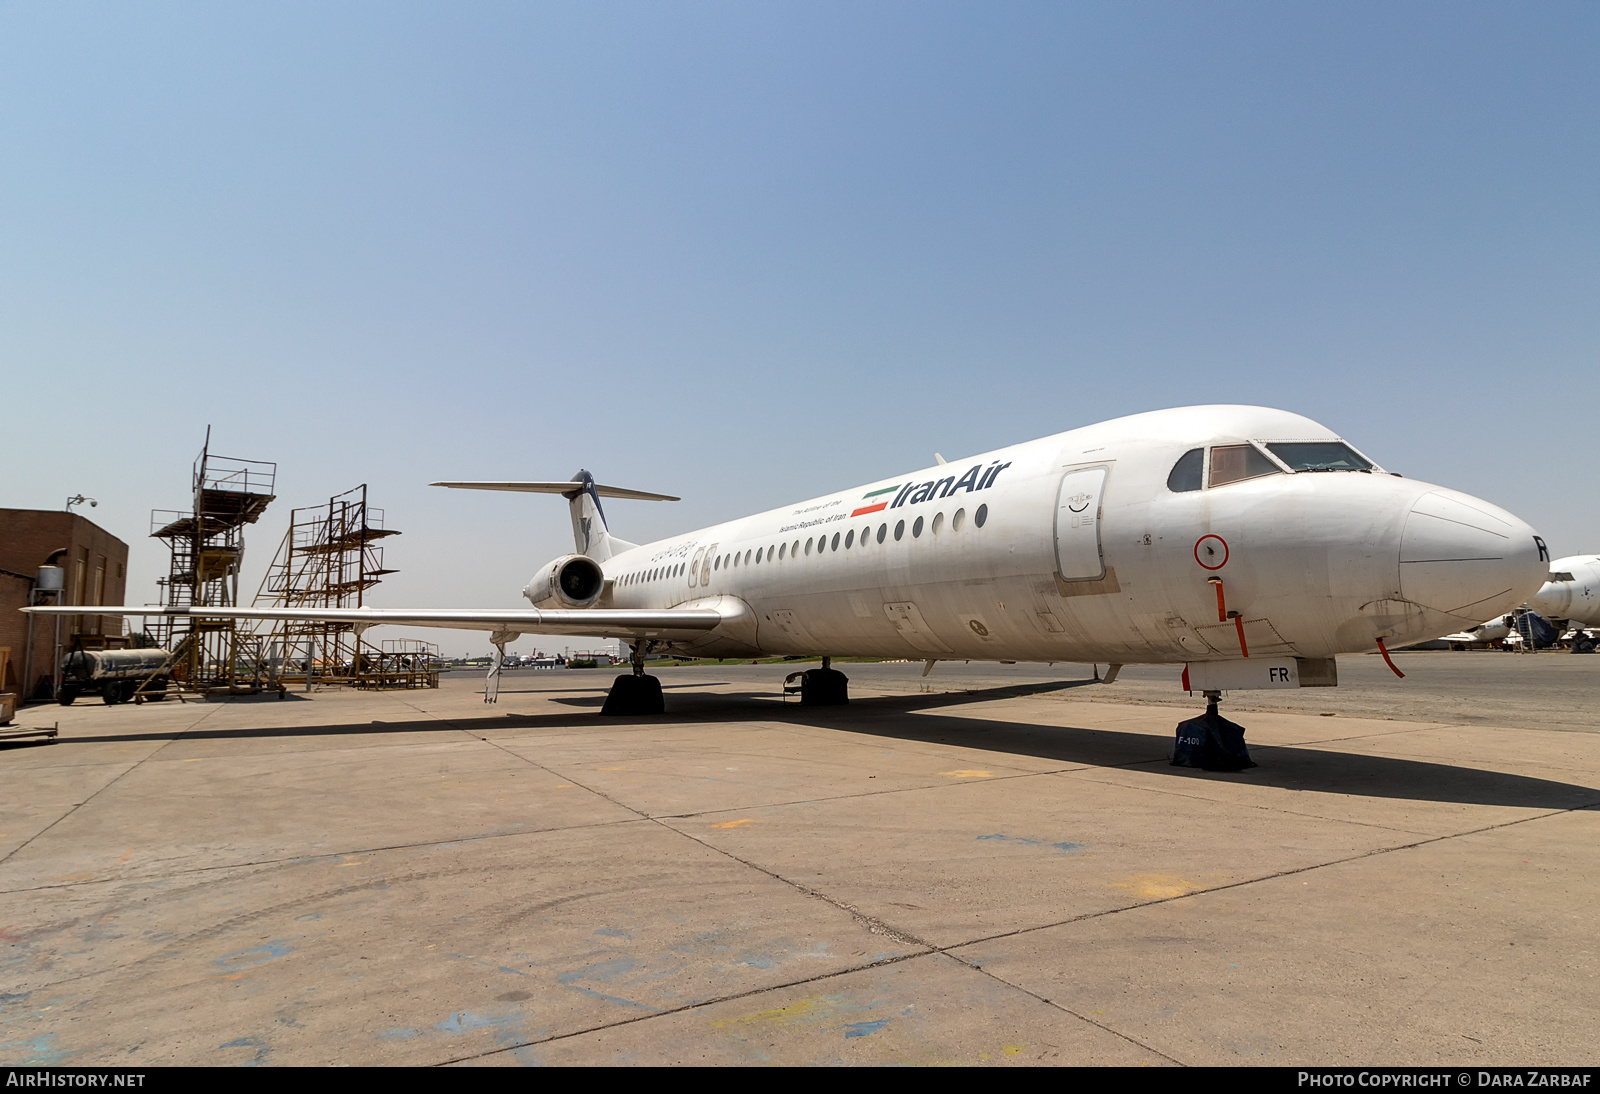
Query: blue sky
3,2,1595,654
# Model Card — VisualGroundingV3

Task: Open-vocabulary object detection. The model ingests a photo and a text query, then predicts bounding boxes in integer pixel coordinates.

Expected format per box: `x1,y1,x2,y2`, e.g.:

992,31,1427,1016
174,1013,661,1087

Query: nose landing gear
784,656,850,707
1172,689,1256,771
601,642,665,716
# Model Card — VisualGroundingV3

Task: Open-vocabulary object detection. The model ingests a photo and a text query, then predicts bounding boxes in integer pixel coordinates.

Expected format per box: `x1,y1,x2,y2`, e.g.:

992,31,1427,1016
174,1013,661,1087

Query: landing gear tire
601,673,664,716
799,667,849,707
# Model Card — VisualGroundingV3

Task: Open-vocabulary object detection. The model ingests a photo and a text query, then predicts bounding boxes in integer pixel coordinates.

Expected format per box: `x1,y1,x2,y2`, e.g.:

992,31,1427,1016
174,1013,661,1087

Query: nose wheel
784,656,850,707
1172,689,1256,771
601,642,665,716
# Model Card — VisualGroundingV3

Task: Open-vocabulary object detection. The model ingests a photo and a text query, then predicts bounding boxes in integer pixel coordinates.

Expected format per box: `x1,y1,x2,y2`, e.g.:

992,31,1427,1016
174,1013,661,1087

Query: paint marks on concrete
711,818,756,829
710,992,902,1049
0,1032,71,1066
709,994,846,1029
556,959,663,1012
215,940,293,970
976,833,1085,853
977,1043,1027,1060
836,1018,891,1039
1113,873,1198,900
381,1006,540,1048
448,952,531,978
217,1036,270,1066
940,769,993,778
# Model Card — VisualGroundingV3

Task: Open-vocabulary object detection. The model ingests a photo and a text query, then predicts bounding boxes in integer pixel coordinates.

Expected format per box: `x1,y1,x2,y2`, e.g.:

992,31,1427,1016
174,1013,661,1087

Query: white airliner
1441,556,1600,650
26,406,1549,721
1526,555,1600,630
1441,616,1515,649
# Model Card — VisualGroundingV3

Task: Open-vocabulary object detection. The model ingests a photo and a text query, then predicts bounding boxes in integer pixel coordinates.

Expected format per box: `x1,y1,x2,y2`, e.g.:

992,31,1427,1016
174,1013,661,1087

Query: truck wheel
120,680,138,703
103,682,123,705
57,686,77,706
147,677,169,701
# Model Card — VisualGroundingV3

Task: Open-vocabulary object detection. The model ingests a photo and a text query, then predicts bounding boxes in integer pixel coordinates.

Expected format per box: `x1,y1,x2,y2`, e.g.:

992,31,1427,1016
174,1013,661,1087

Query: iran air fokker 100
29,406,1550,745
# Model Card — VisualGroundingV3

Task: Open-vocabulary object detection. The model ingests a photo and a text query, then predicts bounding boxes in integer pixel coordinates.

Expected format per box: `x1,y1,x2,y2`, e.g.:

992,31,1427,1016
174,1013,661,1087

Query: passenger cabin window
1209,444,1281,488
1265,442,1373,472
1167,448,1203,492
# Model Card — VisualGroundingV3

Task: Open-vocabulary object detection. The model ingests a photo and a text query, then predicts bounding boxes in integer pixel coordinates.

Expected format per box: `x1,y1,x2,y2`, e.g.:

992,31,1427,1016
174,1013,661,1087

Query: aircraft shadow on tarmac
16,676,1599,811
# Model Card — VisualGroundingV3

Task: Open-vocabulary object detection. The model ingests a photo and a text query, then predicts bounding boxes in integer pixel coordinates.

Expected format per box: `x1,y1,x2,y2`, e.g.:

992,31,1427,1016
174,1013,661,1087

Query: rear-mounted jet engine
523,554,606,610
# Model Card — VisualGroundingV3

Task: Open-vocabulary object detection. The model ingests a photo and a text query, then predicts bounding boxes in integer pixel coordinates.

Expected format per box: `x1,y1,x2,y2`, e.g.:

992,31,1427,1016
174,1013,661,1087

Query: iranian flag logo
852,485,899,517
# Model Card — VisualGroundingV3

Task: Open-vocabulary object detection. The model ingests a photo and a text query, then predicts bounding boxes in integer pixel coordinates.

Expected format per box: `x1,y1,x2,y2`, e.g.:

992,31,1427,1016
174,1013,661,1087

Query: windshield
1265,442,1373,472
1209,444,1281,488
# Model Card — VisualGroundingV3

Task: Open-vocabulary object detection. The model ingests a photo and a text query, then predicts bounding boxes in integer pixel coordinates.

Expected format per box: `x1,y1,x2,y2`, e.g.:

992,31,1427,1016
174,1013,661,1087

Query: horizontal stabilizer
430,481,680,502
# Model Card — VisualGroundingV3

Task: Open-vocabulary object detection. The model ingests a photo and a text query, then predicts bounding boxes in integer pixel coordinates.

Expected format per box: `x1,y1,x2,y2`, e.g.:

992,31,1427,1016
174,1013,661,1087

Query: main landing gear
1171,689,1256,771
784,656,849,707
602,643,665,716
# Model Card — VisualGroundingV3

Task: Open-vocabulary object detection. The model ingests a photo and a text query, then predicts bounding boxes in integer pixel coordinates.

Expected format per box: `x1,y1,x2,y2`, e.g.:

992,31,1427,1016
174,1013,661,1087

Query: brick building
0,509,130,698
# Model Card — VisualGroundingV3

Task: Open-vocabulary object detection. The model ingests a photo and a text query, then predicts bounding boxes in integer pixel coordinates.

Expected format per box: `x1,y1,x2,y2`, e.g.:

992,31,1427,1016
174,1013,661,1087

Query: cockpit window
1266,442,1372,472
1209,444,1281,488
1166,448,1203,492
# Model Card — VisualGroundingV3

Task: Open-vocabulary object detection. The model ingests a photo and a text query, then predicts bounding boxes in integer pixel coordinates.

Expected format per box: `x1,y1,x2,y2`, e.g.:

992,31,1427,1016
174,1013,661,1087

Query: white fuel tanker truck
57,648,172,705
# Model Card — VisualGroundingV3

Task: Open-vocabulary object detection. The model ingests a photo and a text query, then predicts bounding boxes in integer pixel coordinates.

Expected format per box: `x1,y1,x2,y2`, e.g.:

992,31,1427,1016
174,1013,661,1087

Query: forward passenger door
1054,466,1109,582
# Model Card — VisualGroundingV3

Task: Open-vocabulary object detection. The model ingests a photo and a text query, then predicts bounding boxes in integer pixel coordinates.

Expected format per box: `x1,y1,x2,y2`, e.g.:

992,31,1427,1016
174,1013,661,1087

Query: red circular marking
1194,534,1229,570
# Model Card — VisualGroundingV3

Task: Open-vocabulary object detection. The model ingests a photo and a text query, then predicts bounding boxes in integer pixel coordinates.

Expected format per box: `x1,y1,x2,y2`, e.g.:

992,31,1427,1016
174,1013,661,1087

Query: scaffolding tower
255,485,435,690
145,431,277,695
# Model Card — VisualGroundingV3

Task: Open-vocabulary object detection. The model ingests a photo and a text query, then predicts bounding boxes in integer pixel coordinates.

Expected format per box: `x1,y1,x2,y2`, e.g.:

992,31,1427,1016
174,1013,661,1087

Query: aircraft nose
1399,489,1547,622
1527,578,1571,618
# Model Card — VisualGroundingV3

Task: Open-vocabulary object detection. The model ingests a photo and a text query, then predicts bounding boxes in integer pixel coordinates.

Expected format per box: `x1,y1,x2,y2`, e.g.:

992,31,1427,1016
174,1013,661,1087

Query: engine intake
523,554,606,610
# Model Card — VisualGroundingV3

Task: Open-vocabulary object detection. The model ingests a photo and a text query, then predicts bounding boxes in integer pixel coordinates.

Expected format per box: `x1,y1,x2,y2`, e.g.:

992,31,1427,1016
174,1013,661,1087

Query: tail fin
429,471,678,563
565,470,636,562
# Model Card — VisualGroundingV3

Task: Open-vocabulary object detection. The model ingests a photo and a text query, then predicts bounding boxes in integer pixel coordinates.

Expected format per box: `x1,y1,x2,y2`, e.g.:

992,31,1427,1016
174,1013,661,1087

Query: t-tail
429,470,678,563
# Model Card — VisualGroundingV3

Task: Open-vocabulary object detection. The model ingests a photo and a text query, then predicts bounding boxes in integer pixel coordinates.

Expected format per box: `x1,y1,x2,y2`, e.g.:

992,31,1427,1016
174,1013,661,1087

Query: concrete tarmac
1,656,1596,1066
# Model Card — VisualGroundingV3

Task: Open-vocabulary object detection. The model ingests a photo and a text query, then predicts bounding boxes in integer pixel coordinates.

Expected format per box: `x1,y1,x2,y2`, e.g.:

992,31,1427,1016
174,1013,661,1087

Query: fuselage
532,406,1548,664
1526,555,1600,628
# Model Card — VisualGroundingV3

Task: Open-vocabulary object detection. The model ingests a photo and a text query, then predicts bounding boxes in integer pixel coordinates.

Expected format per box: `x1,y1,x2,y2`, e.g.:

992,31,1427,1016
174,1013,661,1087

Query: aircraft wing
20,605,722,641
